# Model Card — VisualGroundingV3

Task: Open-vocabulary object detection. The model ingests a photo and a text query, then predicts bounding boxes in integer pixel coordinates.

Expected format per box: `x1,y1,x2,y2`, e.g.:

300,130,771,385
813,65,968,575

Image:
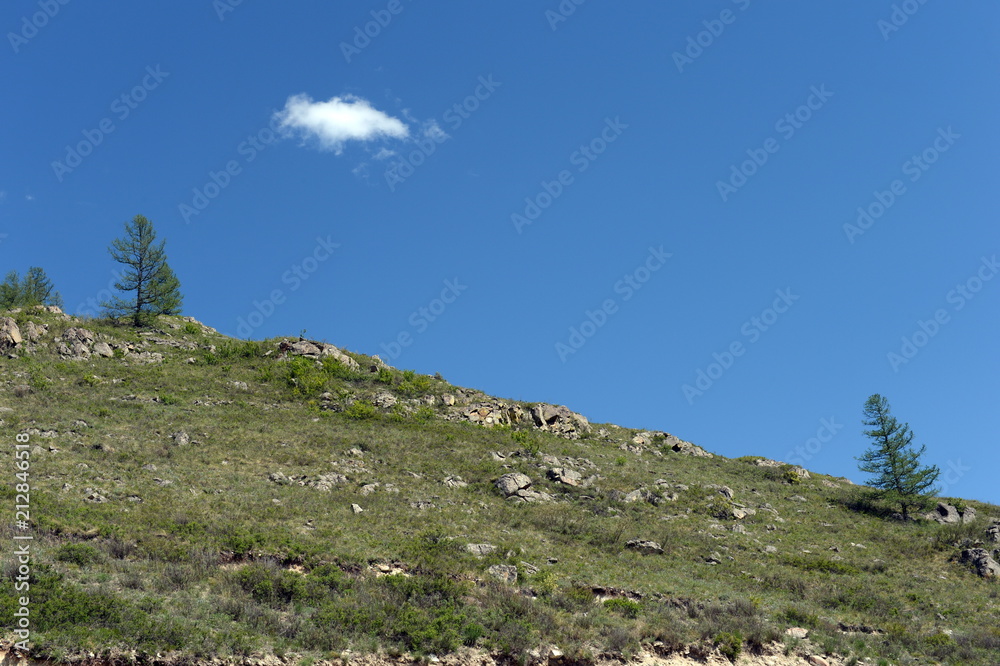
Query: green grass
1,309,998,664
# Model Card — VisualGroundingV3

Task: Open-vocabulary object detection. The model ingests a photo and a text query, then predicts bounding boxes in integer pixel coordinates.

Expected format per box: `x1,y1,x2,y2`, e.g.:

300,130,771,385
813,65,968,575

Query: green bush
715,631,743,662
183,322,201,335
344,401,378,420
54,543,103,566
603,598,641,618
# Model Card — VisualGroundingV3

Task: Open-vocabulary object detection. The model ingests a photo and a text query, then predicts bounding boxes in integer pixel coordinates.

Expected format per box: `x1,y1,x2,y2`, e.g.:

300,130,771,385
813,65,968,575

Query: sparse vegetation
0,310,997,665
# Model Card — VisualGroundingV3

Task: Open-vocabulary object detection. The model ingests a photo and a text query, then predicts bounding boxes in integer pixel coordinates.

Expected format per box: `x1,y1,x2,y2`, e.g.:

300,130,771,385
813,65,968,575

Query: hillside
1,307,998,666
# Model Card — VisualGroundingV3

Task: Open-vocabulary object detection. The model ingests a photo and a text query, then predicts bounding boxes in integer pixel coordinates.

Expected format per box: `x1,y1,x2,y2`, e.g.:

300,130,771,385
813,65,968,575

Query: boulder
466,543,497,557
288,341,322,357
0,317,22,349
547,467,582,486
625,539,664,555
959,548,1000,579
663,434,713,457
487,564,518,584
785,627,809,640
927,502,961,524
319,344,361,371
23,321,46,342
961,506,977,524
987,522,999,543
442,475,468,488
495,473,532,497
93,342,114,357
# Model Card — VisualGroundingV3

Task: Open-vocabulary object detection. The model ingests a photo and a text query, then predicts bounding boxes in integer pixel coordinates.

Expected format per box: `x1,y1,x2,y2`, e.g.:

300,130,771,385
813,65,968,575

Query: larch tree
102,215,183,326
856,393,940,518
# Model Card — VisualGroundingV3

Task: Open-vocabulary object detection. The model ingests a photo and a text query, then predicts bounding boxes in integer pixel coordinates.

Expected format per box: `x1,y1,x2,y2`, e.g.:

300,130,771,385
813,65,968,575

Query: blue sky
3,2,998,504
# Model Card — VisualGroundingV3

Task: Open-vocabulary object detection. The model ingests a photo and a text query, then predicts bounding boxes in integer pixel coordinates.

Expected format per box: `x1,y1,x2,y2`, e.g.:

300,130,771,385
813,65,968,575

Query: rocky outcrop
268,471,349,491
281,339,361,371
530,403,590,438
464,401,526,427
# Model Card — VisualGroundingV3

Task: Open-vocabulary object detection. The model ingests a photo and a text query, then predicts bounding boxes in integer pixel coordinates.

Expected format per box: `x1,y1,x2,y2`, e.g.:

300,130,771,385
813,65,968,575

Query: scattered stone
789,495,808,503
487,564,518,584
230,381,249,391
171,431,190,446
466,543,497,557
705,551,722,565
409,501,435,510
625,539,664,555
442,475,468,488
84,490,108,503
764,545,778,554
807,655,829,666
350,503,364,514
706,484,734,499
785,627,809,639
360,483,380,496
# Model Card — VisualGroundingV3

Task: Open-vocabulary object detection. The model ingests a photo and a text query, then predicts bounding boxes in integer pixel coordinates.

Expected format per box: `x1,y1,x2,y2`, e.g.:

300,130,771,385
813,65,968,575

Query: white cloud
0,190,6,202
372,148,396,160
274,94,409,155
24,194,34,201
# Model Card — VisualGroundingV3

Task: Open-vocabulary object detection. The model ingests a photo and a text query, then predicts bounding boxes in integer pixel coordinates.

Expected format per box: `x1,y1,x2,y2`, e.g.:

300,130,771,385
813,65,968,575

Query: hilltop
0,308,998,666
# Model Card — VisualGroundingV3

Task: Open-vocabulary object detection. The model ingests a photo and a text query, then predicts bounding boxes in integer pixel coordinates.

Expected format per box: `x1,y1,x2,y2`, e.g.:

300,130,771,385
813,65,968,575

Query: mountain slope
1,308,998,666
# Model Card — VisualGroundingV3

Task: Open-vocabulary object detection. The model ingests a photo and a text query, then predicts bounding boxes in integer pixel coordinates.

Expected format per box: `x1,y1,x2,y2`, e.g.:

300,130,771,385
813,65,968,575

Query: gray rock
785,627,809,639
961,506,977,524
625,539,664,555
530,403,590,439
0,317,23,350
171,431,190,446
495,473,532,497
442,475,468,488
547,467,582,486
987,522,1000,543
466,543,497,557
928,502,961,524
487,564,518,584
93,342,114,357
350,503,364,514
959,548,1000,579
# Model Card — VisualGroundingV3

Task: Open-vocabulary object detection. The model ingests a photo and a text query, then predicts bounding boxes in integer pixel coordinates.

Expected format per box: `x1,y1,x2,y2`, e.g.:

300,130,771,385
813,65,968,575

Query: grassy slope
0,309,998,664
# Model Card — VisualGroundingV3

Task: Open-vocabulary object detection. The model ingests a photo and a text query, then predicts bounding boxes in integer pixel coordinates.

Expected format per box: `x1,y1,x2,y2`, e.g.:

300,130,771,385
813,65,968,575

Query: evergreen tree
103,215,183,326
0,267,63,309
856,394,939,518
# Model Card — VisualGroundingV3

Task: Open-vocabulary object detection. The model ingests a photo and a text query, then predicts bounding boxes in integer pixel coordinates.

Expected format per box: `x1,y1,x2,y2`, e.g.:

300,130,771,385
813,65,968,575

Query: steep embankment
0,307,998,665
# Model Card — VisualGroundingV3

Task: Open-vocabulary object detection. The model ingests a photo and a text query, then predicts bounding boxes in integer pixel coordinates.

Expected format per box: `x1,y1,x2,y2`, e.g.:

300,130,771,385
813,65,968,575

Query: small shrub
344,401,378,420
183,322,201,335
715,631,743,662
603,598,641,619
158,393,180,405
54,543,103,566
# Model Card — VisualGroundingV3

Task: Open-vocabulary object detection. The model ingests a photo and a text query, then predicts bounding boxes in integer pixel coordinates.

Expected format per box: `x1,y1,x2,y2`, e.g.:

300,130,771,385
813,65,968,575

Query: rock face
959,548,1000,579
487,564,518,584
530,403,590,439
987,521,1000,543
0,317,23,350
